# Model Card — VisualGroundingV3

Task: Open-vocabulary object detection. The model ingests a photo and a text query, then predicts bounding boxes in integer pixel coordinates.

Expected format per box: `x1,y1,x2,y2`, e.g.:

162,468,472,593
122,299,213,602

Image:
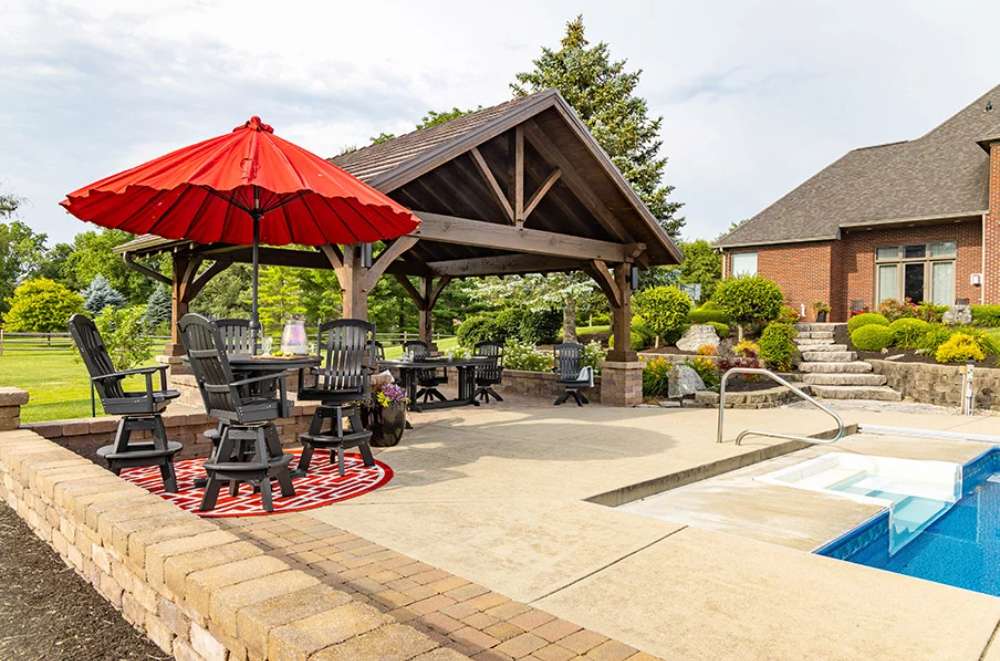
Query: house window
731,251,758,276
875,241,957,306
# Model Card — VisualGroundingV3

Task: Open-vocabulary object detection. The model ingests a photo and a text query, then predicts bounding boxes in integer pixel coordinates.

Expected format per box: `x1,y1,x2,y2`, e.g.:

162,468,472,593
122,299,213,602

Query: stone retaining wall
869,360,1000,411
694,385,801,409
497,369,601,401
0,399,463,660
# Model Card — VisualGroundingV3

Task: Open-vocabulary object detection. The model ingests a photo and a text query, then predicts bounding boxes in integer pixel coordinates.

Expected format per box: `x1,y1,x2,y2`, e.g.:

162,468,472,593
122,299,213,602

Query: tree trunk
563,298,577,343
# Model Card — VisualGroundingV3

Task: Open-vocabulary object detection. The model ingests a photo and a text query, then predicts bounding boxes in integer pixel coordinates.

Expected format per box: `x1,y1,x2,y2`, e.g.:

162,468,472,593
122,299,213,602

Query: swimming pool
817,448,1000,597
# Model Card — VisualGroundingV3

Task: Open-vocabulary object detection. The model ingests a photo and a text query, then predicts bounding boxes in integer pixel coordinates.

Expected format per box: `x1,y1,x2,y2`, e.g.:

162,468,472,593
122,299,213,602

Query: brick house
716,85,1000,321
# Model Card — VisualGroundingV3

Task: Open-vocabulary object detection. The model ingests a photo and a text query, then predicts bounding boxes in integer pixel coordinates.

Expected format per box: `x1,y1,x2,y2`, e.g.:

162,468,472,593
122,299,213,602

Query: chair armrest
230,372,283,388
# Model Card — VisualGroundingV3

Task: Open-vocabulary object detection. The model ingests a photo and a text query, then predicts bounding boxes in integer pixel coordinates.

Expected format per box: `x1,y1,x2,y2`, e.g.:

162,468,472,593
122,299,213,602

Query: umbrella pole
250,187,261,355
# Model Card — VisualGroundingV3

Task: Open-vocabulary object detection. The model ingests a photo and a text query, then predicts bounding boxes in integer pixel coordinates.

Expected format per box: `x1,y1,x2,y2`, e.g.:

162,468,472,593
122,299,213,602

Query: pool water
819,448,1000,596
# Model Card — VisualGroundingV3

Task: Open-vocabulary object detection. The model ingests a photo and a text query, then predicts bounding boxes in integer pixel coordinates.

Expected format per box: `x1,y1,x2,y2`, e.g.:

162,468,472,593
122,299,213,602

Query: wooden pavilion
115,89,682,405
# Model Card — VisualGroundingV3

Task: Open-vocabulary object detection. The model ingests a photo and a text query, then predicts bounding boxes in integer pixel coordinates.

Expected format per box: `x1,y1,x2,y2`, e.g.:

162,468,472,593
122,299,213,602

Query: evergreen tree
82,274,126,314
145,285,172,330
512,16,684,236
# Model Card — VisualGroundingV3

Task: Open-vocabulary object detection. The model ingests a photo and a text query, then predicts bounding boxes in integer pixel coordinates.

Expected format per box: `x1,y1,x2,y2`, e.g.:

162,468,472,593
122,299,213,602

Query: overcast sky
4,0,999,245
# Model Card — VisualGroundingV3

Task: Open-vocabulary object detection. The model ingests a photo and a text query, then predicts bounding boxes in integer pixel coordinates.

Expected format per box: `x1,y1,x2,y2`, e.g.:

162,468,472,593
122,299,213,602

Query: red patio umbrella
62,116,420,350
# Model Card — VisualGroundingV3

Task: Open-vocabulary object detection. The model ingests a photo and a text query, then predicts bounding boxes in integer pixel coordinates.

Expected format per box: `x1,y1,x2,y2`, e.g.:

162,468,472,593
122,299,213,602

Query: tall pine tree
512,16,683,237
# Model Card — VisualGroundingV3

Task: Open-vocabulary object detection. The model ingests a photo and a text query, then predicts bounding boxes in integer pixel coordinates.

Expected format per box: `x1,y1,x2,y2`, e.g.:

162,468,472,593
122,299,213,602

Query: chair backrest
316,320,375,393
215,318,256,355
368,340,385,362
68,313,125,401
178,313,239,415
553,343,583,380
474,341,503,382
403,340,438,382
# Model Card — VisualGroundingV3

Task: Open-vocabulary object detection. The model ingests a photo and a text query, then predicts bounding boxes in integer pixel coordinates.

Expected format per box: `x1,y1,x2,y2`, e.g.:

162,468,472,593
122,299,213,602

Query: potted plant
369,382,408,447
813,301,831,323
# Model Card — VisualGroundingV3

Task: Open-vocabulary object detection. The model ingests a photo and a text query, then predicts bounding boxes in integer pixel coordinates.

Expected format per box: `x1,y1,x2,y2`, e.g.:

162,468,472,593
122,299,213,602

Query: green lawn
2,336,462,422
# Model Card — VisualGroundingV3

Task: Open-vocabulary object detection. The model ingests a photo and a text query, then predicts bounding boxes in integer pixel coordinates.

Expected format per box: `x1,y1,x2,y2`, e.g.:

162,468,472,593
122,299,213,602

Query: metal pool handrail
716,367,845,446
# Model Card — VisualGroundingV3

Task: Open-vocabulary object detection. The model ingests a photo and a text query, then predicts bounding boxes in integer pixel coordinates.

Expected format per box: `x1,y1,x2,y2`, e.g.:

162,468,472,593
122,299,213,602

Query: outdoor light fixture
361,243,374,268
630,266,640,290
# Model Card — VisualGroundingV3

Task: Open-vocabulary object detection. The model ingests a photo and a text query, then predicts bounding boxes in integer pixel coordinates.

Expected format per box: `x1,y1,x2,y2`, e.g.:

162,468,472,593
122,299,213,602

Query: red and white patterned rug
121,449,393,518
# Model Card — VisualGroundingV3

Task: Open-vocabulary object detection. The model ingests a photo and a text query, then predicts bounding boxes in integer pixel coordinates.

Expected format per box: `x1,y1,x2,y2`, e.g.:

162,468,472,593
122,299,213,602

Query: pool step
809,384,902,401
801,373,887,386
798,361,874,374
800,350,857,362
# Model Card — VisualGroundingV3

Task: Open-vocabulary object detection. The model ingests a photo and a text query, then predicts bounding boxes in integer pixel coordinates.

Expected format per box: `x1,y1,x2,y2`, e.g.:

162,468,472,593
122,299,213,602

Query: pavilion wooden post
588,260,642,406
323,238,418,323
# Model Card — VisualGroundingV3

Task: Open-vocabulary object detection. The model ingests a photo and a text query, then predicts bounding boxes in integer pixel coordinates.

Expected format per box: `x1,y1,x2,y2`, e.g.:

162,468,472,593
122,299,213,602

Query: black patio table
378,356,491,412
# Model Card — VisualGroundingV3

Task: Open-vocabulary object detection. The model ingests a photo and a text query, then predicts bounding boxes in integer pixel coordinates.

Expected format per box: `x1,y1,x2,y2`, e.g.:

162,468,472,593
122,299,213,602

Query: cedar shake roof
717,84,1000,248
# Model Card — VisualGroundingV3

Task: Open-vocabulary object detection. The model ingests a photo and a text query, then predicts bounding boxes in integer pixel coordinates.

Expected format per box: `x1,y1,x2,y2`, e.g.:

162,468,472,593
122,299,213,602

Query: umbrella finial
235,116,274,133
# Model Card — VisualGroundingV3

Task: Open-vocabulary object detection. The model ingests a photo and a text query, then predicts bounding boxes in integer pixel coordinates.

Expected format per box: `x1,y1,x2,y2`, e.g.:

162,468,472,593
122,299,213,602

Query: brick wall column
0,387,28,431
985,141,1000,304
600,361,643,407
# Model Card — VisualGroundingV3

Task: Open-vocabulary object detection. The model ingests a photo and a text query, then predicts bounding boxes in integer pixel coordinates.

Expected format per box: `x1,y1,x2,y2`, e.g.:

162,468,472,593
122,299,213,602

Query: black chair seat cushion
209,398,290,423
557,379,591,387
102,389,181,415
97,441,183,461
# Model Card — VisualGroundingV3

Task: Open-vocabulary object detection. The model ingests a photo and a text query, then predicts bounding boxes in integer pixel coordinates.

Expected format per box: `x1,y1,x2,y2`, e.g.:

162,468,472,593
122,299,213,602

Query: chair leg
297,443,315,474
200,476,223,511
578,391,589,404
275,466,295,498
336,446,346,477
159,461,178,493
259,477,274,512
572,391,584,407
554,391,570,406
358,441,375,468
487,387,503,402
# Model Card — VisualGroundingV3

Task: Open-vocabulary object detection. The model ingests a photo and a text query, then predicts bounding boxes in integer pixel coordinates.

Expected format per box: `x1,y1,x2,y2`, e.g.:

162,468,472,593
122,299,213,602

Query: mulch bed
0,503,170,660
857,350,1000,368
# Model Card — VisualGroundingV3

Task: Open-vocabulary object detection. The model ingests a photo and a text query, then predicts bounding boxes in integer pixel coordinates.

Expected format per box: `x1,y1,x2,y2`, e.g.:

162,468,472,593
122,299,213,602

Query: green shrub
642,357,672,398
972,305,1000,327
935,333,985,364
758,322,798,371
519,308,562,344
687,301,730,325
888,318,930,349
706,321,730,339
710,276,783,331
2,278,84,332
915,303,948,323
633,286,692,345
494,308,525,341
94,305,153,369
847,312,890,334
502,339,553,372
457,314,497,347
631,314,654,349
918,325,954,354
590,312,611,325
850,324,894,351
608,329,649,352
878,298,915,321
688,356,720,390
581,341,607,374
777,305,800,324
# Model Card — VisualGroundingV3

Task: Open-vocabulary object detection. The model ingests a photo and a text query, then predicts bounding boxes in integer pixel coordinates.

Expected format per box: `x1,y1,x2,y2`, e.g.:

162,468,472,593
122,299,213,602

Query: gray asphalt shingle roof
717,84,1000,248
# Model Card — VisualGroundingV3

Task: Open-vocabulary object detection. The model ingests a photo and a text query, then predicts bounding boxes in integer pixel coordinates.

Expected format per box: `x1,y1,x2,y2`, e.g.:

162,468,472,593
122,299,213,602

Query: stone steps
800,350,857,362
801,372,888,386
795,322,846,333
794,343,848,352
809,384,902,401
797,331,835,341
798,361,874,374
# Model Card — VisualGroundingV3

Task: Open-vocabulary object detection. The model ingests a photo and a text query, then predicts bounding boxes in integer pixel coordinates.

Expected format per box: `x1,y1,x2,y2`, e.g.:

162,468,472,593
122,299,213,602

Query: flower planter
371,401,406,447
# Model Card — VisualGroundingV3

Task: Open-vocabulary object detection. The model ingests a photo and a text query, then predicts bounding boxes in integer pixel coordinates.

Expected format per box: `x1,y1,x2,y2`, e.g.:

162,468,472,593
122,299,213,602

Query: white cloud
2,0,999,244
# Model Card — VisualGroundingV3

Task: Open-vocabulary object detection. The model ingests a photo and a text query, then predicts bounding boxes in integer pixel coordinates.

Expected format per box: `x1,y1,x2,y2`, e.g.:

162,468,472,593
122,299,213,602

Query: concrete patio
302,397,1000,660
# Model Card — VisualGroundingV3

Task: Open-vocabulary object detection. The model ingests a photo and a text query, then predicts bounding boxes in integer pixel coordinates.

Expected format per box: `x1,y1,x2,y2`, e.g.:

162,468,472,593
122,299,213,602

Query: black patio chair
403,340,448,404
368,339,386,362
553,342,592,407
473,341,504,403
296,320,376,476
215,318,257,355
68,314,182,491
178,313,294,512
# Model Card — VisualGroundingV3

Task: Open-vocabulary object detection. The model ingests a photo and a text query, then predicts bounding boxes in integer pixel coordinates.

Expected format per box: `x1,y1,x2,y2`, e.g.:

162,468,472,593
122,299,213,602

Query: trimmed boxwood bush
710,276,783,331
851,324,894,351
759,322,798,371
687,301,730,325
633,286,692,345
519,308,562,344
847,312,889,334
972,305,1000,327
706,321,730,339
457,314,497,347
888,318,930,349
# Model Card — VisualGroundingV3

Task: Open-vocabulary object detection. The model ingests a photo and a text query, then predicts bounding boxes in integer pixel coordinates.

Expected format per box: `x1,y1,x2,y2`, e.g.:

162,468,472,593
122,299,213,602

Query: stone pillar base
157,353,191,376
600,361,644,407
0,387,28,430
